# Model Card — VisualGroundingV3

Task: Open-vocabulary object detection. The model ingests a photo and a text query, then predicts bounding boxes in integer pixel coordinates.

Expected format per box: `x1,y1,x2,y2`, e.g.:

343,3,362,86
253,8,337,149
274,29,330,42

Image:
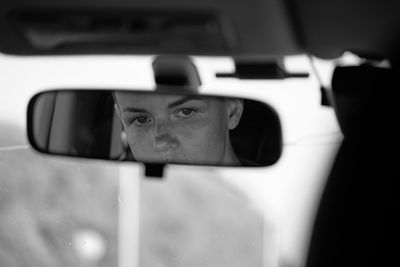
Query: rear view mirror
27,90,282,167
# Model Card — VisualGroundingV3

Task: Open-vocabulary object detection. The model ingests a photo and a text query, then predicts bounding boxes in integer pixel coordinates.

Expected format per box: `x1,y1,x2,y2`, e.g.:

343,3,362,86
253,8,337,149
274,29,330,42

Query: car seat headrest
331,65,398,138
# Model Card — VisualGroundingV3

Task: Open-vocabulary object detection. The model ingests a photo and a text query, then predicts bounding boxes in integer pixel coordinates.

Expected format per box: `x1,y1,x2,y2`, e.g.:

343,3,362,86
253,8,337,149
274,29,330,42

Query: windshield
0,54,341,267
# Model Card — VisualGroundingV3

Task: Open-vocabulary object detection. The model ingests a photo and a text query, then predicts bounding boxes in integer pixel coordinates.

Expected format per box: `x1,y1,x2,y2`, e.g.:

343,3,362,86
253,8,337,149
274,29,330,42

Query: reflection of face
114,92,243,165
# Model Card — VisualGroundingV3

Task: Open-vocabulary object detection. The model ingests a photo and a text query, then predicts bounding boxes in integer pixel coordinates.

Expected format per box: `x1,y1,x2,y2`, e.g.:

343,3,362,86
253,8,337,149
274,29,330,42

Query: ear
114,103,122,119
112,91,123,119
226,98,244,130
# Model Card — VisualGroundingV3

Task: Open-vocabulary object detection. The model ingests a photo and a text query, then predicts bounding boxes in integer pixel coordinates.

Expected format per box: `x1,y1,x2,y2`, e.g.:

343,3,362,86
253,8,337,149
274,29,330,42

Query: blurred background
0,54,341,267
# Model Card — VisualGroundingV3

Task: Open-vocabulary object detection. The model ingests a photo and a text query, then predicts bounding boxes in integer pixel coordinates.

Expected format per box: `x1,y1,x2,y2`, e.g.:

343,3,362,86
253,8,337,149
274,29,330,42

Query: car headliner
0,0,399,61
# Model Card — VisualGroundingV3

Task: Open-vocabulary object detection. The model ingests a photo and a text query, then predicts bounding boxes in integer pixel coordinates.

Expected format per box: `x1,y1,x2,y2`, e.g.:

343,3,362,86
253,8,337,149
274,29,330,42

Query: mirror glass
28,90,282,167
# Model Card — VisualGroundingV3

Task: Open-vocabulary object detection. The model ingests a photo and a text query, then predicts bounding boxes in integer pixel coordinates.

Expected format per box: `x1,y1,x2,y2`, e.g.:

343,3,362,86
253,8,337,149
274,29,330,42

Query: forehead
114,92,223,109
115,92,178,105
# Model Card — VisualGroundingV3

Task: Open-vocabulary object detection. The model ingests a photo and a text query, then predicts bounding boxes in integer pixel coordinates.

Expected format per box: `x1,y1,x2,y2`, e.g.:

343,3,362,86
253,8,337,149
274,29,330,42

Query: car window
0,54,341,267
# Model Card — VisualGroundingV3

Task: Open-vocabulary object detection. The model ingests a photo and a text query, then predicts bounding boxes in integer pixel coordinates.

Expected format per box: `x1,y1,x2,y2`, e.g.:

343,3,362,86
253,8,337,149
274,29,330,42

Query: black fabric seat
306,65,399,267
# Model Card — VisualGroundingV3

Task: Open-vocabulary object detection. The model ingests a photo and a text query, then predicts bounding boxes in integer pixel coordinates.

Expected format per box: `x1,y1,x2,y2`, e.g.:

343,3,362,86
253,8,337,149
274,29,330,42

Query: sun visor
0,0,300,56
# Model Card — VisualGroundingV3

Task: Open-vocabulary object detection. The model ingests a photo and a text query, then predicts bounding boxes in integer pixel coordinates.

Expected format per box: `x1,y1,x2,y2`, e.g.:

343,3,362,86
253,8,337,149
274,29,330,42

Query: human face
114,92,242,165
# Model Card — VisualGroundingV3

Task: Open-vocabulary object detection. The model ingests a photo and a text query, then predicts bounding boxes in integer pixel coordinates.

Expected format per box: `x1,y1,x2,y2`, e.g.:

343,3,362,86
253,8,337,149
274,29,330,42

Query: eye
130,115,152,126
176,108,196,118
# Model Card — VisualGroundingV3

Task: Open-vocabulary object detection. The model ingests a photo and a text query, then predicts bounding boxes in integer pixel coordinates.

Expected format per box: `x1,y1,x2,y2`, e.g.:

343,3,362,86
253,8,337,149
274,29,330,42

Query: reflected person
113,92,244,165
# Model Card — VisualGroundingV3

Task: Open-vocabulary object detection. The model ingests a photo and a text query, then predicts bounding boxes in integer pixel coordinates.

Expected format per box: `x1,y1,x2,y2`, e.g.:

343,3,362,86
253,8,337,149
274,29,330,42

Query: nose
153,121,179,152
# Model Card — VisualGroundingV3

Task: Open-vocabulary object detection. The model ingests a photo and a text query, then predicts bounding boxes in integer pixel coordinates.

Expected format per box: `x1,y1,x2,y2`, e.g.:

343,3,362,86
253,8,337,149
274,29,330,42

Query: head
113,92,243,165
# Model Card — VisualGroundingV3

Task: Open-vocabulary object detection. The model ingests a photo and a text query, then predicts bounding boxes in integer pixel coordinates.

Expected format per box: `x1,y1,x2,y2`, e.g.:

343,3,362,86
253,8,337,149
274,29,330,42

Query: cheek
124,126,153,155
175,117,208,138
176,117,226,148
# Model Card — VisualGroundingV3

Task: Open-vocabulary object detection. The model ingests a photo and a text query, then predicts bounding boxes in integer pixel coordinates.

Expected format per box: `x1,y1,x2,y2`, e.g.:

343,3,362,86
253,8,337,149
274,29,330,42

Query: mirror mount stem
144,163,166,178
152,55,201,93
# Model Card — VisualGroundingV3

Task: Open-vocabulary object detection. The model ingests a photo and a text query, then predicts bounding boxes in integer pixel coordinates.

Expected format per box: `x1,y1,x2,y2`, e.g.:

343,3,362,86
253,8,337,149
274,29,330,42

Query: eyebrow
167,96,204,109
121,96,204,113
122,107,149,113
